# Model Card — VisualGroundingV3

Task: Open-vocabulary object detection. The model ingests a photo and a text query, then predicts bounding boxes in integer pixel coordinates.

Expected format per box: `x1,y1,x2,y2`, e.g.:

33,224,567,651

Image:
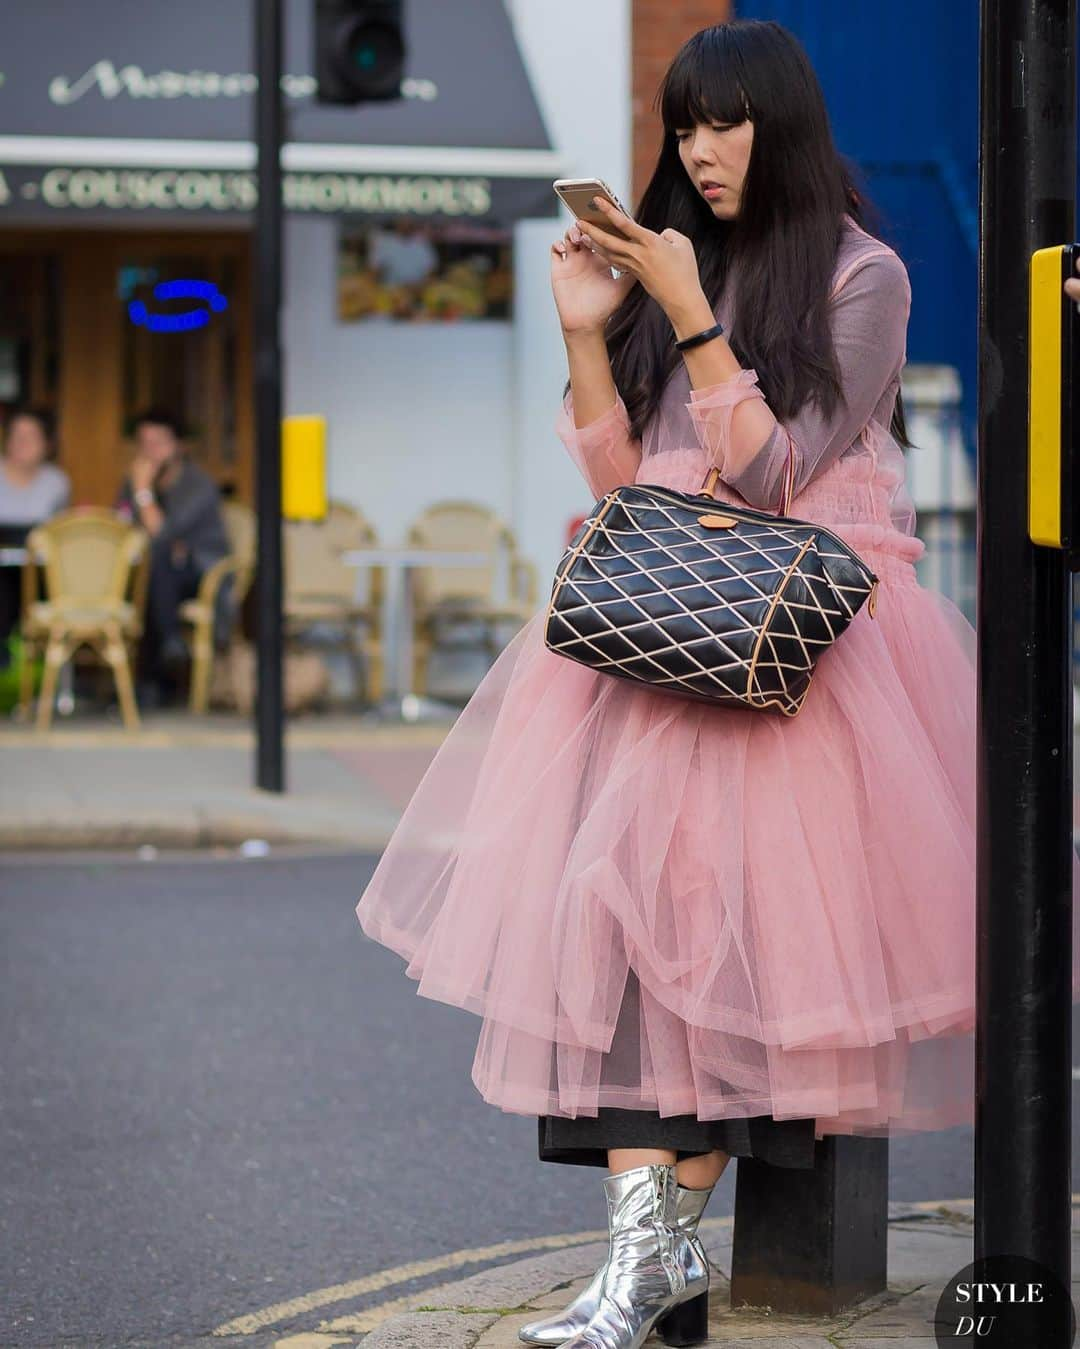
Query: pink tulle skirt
355,535,1080,1140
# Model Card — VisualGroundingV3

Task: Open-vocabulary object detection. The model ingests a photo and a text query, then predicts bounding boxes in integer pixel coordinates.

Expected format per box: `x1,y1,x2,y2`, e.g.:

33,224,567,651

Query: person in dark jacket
115,407,229,704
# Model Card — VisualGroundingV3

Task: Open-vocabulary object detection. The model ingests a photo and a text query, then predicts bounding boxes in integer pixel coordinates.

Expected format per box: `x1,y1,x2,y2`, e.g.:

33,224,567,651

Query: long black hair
596,19,909,448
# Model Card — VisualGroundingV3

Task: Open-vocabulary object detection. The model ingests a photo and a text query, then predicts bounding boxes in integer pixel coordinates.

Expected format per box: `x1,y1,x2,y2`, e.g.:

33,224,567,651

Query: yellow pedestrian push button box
1028,243,1080,559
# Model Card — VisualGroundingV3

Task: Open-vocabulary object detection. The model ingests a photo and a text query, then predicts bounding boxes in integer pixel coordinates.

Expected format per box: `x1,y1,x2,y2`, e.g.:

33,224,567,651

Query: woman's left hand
577,196,709,325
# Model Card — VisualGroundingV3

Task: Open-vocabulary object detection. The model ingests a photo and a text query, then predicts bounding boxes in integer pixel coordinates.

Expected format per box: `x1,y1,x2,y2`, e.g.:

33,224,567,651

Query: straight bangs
658,28,750,136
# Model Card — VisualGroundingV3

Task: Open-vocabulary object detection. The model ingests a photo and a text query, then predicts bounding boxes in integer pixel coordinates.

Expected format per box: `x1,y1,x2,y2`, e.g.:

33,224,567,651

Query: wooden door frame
0,227,253,508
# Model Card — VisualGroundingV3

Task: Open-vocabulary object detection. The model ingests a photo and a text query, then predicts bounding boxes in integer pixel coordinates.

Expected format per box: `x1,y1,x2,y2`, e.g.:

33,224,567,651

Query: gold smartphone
553,177,634,235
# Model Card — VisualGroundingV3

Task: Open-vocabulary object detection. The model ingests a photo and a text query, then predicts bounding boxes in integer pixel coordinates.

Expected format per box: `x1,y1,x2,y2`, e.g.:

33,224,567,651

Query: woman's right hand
551,220,635,337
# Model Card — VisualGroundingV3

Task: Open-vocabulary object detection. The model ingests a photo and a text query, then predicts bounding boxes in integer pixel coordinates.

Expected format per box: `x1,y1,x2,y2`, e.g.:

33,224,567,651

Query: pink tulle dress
355,216,1080,1143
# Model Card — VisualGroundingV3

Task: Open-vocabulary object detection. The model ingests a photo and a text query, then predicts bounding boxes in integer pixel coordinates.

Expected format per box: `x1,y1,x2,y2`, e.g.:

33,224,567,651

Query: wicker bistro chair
18,509,150,731
283,501,385,703
179,501,257,714
405,501,538,697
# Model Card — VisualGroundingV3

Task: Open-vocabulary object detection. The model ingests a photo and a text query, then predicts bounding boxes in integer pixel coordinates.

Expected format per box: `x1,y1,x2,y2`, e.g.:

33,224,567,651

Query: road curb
356,1200,982,1348
0,803,394,852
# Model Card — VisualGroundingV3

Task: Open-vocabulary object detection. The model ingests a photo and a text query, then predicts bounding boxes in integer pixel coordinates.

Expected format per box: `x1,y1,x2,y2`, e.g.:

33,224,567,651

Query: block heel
655,1288,709,1346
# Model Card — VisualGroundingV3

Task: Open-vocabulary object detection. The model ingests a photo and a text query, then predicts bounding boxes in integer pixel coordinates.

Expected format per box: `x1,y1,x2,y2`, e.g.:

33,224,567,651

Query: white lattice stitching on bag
551,535,771,691
603,499,807,609
618,495,806,557
565,514,796,653
560,529,801,634
547,480,876,711
746,537,815,703
551,564,760,692
550,569,753,674
598,538,802,594
758,557,851,676
551,506,816,696
548,610,750,693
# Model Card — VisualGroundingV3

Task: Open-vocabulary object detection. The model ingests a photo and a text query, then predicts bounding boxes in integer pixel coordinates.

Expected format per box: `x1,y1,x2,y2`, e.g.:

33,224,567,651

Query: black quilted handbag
543,455,880,718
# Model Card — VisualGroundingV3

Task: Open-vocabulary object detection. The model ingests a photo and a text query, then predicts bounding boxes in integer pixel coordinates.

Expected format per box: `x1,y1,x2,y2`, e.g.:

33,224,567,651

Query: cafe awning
0,0,564,224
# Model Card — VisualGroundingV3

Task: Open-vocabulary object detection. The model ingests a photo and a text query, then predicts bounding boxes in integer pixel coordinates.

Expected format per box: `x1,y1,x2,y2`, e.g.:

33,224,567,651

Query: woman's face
5,415,48,472
675,118,755,221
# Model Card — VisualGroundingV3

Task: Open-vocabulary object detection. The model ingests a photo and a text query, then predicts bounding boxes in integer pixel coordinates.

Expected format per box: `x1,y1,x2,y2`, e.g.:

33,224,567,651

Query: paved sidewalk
5,709,1080,855
0,712,450,851
6,712,1078,857
345,1199,1077,1349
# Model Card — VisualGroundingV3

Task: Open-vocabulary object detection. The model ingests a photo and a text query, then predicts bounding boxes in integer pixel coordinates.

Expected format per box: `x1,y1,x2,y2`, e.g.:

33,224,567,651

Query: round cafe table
341,545,495,723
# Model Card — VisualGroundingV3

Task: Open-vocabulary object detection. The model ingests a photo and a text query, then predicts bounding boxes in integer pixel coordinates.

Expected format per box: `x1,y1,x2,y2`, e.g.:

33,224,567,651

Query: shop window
0,252,61,422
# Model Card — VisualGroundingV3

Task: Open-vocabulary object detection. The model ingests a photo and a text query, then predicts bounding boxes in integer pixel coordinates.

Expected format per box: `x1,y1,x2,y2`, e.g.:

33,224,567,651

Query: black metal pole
976,0,1075,1312
254,0,284,792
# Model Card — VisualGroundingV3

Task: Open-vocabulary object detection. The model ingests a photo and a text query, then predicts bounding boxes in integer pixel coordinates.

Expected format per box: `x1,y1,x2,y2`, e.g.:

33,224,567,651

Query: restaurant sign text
0,167,495,217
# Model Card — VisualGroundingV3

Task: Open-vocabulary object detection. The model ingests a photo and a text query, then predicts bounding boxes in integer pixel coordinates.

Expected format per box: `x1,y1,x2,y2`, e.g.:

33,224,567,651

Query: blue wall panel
734,1,979,453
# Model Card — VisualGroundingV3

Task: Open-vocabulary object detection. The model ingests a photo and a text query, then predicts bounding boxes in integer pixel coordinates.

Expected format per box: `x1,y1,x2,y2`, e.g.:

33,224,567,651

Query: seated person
0,406,71,665
115,407,229,704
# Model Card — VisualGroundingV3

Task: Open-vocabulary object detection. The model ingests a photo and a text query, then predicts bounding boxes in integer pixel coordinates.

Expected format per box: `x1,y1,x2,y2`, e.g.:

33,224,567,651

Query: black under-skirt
537,966,819,1170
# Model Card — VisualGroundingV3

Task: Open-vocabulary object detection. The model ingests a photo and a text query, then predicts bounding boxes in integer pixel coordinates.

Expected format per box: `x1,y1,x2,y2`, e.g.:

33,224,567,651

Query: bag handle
701,242,898,517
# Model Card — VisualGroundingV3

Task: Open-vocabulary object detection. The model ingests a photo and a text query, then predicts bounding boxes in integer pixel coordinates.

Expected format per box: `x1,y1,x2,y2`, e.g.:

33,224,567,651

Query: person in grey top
115,407,229,703
0,406,71,664
0,406,70,525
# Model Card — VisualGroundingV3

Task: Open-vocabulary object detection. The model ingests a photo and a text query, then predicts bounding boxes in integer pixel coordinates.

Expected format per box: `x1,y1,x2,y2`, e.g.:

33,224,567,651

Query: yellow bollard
282,415,328,521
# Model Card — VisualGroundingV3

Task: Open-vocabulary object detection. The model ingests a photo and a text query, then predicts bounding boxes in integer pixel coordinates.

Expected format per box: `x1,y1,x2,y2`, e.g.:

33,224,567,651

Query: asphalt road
0,851,1017,1347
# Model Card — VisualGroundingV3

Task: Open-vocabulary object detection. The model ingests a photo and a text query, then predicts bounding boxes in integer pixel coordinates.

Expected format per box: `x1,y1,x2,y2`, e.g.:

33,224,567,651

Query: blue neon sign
128,279,228,333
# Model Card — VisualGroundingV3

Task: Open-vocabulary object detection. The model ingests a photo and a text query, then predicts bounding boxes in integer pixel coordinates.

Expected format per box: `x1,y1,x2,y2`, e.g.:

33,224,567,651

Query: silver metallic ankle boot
517,1179,714,1346
537,1163,708,1349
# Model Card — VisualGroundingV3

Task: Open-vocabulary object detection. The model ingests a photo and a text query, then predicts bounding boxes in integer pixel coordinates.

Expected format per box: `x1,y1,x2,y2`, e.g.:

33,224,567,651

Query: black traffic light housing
315,0,405,105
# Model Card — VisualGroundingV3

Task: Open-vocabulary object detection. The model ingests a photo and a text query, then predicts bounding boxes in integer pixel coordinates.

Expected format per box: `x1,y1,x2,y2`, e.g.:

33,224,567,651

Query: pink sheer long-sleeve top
554,216,925,580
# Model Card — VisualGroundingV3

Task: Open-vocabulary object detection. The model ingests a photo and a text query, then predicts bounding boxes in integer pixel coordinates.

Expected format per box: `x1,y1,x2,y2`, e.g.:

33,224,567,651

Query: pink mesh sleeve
685,252,911,511
555,389,643,498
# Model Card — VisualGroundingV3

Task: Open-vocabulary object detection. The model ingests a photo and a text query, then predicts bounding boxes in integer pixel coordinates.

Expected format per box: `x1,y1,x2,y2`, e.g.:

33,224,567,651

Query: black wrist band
674,320,725,351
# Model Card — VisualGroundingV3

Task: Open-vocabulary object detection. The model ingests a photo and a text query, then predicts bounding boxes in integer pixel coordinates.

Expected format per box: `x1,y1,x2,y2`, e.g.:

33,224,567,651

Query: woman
356,20,1078,1349
0,406,70,661
0,406,69,528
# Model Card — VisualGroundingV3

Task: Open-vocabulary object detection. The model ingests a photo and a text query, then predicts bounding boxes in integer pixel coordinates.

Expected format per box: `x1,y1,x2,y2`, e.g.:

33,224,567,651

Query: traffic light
314,1,405,105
